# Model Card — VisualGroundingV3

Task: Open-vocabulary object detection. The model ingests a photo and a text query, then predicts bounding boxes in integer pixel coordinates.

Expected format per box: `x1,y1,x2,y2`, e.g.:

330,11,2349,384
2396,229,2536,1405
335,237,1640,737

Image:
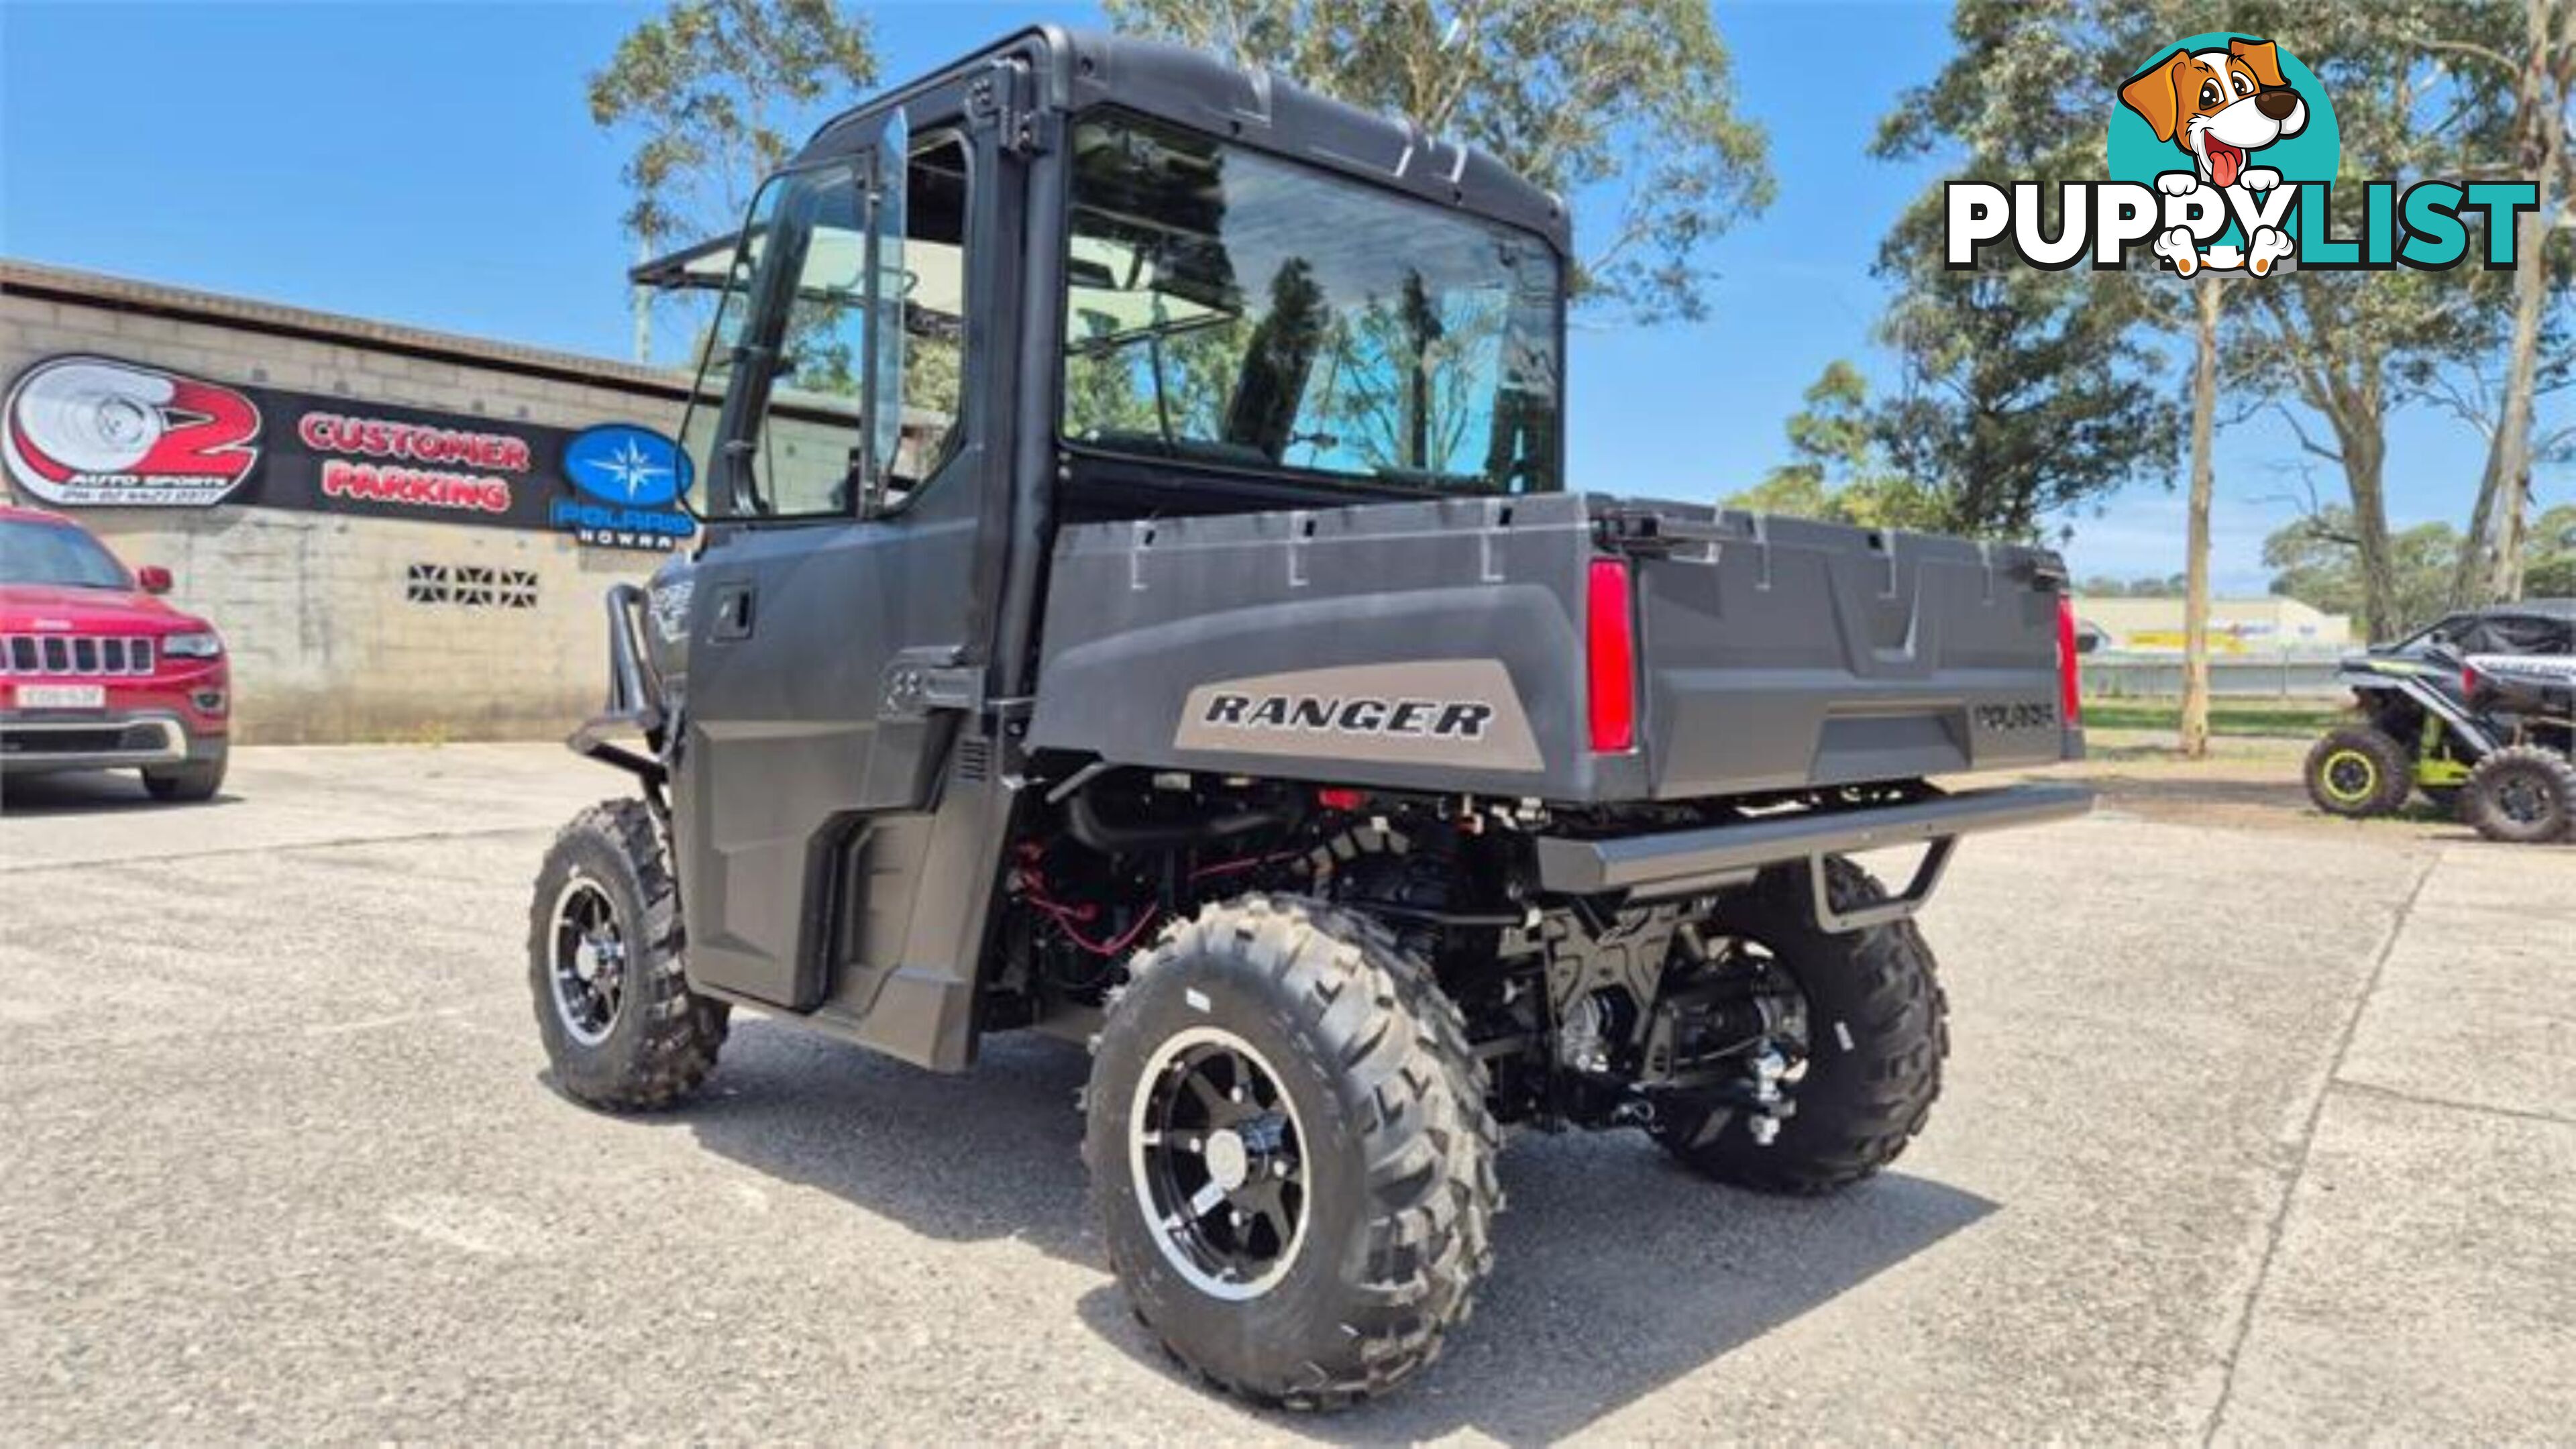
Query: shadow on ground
656,1018,1996,1442
0,770,237,814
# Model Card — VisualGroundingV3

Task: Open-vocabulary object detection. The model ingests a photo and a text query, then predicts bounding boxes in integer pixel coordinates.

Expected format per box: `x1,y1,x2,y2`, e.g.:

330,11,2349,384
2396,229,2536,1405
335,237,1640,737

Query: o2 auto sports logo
1,356,264,505
553,423,695,551
1946,33,2546,277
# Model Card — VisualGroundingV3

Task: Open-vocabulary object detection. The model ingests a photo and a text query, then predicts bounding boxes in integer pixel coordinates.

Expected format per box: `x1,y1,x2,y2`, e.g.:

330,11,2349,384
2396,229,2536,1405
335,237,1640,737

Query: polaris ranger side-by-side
529,29,2094,1407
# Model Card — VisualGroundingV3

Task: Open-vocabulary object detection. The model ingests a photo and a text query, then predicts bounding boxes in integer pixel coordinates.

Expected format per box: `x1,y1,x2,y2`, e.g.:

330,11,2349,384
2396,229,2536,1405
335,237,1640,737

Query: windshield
0,519,131,589
1061,113,1562,494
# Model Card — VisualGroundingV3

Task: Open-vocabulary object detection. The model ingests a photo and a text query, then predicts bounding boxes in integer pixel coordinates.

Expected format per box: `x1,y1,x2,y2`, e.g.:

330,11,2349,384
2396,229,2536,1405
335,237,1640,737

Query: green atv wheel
2304,727,2413,818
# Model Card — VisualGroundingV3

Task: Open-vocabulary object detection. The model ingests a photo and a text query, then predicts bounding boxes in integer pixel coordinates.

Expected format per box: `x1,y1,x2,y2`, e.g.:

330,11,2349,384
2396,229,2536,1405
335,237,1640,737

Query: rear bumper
1532,782,2097,897
0,710,221,773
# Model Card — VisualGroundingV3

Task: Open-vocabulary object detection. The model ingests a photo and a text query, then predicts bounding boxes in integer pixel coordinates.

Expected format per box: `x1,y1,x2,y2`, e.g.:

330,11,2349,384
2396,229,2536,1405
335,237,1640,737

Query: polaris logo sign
1177,661,1544,772
554,425,695,551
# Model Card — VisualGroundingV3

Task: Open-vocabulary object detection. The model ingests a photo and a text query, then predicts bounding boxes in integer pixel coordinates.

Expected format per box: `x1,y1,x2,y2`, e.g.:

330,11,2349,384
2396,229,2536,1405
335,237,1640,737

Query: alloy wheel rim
547,875,627,1046
1128,1025,1310,1301
2323,751,2377,803
2496,774,2548,824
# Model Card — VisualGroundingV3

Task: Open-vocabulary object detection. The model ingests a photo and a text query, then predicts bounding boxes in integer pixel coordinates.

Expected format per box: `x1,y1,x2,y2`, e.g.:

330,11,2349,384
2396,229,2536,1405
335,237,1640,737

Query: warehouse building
2076,594,2354,655
1,260,695,743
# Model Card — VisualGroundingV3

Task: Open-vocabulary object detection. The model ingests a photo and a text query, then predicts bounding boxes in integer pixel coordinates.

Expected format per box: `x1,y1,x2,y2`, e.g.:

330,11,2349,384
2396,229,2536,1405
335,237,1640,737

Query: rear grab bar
1530,782,2096,929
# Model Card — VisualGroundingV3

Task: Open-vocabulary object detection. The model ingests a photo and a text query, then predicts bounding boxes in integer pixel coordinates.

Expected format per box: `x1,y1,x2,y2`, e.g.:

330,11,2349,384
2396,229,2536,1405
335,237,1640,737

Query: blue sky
1,1,2536,593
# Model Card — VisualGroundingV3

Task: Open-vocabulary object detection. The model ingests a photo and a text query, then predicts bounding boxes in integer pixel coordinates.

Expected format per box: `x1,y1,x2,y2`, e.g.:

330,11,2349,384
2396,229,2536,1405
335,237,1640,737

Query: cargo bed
1028,492,2084,804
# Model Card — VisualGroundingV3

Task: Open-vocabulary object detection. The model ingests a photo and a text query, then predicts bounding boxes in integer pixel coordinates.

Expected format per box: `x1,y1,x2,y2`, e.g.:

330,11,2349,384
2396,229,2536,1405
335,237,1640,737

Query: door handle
711,584,756,640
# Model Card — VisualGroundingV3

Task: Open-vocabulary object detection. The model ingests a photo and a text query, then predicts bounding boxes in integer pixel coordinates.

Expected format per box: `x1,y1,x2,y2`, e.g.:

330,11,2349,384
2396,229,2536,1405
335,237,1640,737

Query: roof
793,27,1570,252
2481,598,2576,621
3,258,693,402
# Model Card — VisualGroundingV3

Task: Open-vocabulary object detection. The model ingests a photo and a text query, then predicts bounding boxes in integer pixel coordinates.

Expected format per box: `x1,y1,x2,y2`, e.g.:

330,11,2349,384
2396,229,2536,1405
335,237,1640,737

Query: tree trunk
2481,160,2557,604
631,235,654,366
2451,435,2504,610
2476,0,2566,606
2181,280,2222,761
2496,456,2535,599
2346,425,2396,639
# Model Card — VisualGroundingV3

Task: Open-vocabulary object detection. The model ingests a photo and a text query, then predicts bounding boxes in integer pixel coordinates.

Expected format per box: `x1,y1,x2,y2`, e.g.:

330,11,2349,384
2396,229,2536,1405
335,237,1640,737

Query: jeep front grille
3,635,154,676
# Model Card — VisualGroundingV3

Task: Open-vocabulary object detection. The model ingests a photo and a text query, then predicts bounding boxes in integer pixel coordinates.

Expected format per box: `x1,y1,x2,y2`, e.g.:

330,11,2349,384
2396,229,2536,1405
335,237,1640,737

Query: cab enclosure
580,26,2090,1094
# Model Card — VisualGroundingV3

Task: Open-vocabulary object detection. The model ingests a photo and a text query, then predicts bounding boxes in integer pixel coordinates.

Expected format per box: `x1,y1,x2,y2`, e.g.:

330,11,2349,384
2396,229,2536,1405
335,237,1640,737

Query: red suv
0,502,229,800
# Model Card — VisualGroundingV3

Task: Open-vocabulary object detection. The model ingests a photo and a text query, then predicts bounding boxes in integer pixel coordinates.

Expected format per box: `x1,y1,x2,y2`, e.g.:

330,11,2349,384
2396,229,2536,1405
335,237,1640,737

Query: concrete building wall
2076,595,2354,653
2,264,692,743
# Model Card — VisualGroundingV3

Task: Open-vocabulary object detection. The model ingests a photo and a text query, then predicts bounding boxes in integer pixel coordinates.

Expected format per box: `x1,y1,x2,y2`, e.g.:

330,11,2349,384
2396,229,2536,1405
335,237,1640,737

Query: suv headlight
162,631,223,659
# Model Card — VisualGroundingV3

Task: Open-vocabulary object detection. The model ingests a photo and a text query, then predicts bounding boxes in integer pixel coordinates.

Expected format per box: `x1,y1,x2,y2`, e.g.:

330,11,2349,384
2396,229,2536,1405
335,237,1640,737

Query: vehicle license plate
15,684,106,709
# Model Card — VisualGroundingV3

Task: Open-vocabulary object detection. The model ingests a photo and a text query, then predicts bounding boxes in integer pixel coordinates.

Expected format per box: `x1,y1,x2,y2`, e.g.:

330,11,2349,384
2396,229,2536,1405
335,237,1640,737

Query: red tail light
2055,594,2084,729
1587,557,1637,752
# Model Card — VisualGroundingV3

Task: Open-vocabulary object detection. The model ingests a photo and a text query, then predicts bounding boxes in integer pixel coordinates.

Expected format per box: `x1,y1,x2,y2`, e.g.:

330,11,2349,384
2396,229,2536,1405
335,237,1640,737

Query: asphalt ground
2,745,2569,1443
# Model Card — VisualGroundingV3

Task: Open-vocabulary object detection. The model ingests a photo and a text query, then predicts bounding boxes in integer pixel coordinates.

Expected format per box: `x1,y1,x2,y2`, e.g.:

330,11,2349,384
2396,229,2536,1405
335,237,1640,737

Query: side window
885,133,971,502
678,162,870,519
672,121,974,521
763,174,873,515
2491,615,2570,654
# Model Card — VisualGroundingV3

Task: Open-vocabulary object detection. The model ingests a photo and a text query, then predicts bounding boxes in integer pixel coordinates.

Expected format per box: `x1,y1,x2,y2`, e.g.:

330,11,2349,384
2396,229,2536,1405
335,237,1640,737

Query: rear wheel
1655,859,1947,1195
527,800,727,1110
2463,746,2576,845
2304,726,2413,818
1085,894,1499,1409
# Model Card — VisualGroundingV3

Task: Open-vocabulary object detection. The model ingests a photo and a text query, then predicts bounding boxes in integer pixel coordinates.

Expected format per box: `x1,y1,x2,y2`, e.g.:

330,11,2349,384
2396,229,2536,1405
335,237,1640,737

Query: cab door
669,107,992,1011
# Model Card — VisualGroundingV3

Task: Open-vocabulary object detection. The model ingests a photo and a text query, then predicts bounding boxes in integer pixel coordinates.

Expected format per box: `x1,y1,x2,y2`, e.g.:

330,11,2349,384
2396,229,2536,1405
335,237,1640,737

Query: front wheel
2304,726,2414,818
527,800,727,1110
1084,894,1500,1409
142,746,226,802
1655,859,1948,1195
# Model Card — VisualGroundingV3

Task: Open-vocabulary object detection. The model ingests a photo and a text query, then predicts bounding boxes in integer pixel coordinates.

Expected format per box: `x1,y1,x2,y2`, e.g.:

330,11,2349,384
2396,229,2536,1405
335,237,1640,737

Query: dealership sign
0,357,264,505
555,424,696,549
0,354,694,551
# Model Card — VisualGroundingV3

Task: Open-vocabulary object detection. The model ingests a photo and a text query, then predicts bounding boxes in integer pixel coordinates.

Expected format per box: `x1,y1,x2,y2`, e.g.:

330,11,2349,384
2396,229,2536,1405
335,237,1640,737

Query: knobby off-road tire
2304,726,2414,818
1656,859,1947,1195
2463,745,2576,845
528,800,728,1110
1084,894,1501,1410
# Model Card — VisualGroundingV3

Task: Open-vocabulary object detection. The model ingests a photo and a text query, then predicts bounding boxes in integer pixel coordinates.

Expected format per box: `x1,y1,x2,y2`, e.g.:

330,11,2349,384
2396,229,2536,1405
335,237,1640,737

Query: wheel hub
2498,776,2546,822
2326,751,2375,800
547,876,626,1046
1203,1128,1250,1190
1128,1026,1310,1301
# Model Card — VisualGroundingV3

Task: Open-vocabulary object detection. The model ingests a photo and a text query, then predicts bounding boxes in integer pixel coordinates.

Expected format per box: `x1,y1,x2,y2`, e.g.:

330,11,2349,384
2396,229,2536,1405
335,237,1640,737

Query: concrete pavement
1,745,2567,1442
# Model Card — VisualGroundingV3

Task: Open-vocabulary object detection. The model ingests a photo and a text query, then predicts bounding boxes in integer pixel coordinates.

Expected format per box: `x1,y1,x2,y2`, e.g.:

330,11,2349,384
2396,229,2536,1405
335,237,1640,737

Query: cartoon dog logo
2118,38,2309,276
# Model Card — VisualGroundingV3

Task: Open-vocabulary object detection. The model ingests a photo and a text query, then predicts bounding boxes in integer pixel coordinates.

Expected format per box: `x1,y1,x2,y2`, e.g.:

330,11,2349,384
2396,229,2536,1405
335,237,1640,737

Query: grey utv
529,28,2093,1408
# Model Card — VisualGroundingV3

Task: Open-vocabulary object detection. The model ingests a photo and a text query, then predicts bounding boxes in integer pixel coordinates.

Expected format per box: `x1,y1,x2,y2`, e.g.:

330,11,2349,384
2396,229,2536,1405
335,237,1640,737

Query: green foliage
588,0,877,252
1859,1,2184,540
2519,502,2576,596
1727,361,1942,529
2262,506,2465,633
2266,499,2575,625
2080,698,2345,736
1099,0,1772,322
2081,574,2190,597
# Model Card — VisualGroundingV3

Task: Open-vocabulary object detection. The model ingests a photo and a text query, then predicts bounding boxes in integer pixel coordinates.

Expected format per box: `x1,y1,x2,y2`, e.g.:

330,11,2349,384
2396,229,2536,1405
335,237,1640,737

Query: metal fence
2079,655,2349,698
